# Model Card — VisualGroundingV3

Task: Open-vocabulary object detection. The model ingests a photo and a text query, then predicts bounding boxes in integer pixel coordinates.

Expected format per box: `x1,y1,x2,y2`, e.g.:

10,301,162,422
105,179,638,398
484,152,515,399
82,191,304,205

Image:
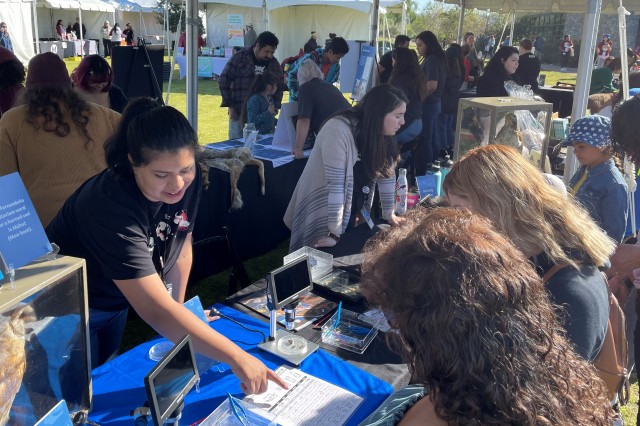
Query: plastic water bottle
432,162,442,197
243,123,256,140
395,168,408,215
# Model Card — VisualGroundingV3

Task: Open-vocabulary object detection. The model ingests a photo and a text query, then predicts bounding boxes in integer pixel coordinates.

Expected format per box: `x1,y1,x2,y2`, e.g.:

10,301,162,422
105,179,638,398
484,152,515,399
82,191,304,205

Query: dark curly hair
611,94,640,163
361,208,613,425
24,87,93,145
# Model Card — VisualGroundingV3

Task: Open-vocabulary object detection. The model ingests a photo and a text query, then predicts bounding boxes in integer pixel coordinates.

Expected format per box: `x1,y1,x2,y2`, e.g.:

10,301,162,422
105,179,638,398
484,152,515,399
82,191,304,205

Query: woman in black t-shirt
47,98,286,394
414,30,446,175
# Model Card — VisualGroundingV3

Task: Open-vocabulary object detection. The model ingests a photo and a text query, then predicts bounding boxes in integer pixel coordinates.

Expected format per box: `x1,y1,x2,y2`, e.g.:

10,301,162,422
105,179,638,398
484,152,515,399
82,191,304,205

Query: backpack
281,49,319,88
543,263,629,405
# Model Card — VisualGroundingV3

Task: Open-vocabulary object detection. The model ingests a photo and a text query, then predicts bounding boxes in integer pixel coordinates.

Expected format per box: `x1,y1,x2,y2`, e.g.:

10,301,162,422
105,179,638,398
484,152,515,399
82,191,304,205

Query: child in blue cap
563,115,628,243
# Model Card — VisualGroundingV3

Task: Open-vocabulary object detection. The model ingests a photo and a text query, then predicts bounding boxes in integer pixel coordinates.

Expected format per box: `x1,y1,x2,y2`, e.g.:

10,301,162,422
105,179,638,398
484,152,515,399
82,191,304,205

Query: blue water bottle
440,155,453,195
432,161,442,197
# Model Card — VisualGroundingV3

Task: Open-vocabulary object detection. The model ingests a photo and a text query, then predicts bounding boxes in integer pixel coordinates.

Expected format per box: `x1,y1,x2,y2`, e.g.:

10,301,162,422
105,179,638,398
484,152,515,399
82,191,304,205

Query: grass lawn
61,59,640,423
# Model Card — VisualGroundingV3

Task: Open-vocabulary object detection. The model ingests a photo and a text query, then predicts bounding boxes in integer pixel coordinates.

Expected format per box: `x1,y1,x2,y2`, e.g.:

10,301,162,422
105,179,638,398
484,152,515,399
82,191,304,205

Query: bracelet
327,232,341,242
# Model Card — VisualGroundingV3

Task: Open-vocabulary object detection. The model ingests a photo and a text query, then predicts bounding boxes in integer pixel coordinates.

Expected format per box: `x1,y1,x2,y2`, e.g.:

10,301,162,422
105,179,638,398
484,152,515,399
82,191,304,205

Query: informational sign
351,45,376,102
227,14,244,48
0,172,52,272
272,101,298,152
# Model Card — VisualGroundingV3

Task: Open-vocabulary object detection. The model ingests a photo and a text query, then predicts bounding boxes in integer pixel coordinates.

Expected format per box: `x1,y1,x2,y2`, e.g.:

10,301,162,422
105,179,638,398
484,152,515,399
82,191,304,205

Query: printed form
244,366,363,426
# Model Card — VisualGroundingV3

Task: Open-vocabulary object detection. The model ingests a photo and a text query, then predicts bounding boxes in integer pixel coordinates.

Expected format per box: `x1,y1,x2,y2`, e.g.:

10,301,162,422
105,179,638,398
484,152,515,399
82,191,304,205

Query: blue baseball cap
605,33,611,38
561,115,611,148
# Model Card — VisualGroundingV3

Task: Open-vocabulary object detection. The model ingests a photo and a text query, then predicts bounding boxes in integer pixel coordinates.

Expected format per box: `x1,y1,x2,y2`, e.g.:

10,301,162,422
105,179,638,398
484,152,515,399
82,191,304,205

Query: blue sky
413,0,432,10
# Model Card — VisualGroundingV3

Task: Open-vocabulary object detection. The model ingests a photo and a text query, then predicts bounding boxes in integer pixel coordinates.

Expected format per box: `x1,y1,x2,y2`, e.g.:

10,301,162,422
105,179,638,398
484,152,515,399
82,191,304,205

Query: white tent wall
0,0,36,62
269,5,370,59
36,7,111,39
118,10,163,37
204,3,265,49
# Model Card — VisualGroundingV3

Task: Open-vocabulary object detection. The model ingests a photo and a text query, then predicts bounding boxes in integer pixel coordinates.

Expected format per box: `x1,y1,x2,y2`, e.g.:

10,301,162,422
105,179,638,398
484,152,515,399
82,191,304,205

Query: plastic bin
199,397,277,426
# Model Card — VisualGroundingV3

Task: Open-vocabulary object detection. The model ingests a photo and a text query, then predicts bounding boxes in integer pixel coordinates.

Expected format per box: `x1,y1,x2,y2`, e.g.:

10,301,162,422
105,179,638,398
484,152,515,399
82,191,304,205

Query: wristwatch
327,232,341,242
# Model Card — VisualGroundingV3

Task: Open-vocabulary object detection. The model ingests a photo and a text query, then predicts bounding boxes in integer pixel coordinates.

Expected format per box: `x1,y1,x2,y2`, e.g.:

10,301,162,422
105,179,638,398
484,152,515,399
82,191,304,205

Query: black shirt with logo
46,166,202,311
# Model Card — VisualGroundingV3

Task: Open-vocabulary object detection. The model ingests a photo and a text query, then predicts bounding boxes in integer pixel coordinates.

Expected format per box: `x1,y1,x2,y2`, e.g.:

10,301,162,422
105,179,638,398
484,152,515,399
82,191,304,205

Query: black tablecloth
191,158,307,280
537,86,574,118
225,252,410,391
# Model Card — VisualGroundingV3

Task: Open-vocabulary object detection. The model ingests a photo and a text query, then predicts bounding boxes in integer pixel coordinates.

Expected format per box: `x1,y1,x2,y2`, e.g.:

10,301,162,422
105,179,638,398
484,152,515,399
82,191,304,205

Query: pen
336,301,342,327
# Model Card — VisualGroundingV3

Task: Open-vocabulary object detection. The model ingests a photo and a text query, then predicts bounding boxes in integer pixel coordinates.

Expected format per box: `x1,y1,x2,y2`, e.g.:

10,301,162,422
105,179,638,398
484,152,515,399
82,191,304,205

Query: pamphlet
239,291,336,331
244,366,363,426
0,172,52,271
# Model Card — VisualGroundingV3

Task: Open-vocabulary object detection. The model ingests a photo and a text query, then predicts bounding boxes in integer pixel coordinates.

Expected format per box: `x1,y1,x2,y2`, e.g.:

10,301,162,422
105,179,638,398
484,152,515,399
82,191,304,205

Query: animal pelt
199,147,265,211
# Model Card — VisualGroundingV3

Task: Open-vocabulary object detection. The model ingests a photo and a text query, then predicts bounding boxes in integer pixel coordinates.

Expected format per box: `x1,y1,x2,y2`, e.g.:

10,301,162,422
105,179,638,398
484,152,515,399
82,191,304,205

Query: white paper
244,366,363,426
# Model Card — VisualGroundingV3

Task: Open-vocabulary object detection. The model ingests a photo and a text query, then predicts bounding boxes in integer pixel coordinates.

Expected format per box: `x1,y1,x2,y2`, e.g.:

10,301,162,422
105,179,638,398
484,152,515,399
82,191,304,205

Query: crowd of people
4,20,640,424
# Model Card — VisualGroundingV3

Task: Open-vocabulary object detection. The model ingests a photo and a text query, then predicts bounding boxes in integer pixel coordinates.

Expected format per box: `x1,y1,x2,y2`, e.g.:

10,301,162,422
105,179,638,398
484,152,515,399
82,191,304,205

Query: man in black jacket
514,39,541,91
303,31,318,53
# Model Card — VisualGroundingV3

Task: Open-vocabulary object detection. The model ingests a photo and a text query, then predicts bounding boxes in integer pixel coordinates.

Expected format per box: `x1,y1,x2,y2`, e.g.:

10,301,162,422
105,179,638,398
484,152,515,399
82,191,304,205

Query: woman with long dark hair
361,208,613,424
388,47,426,144
0,52,120,227
285,84,407,253
71,54,128,113
414,30,446,175
46,98,288,395
476,45,520,97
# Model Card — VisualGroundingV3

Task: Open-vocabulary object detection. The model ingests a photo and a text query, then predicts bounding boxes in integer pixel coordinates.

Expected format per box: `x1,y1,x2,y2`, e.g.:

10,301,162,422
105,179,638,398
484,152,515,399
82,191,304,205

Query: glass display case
0,256,91,424
454,97,553,170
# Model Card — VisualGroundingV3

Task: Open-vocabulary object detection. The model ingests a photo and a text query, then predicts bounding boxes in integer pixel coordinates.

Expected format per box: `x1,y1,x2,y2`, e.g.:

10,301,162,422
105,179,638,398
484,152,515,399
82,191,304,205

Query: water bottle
432,162,442,197
439,156,453,195
395,168,408,215
243,123,256,140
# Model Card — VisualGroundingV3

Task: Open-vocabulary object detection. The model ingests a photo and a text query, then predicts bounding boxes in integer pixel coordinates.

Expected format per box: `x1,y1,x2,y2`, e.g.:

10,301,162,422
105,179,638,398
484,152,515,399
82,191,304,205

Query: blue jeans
439,112,455,152
414,100,442,176
89,308,128,367
396,119,423,144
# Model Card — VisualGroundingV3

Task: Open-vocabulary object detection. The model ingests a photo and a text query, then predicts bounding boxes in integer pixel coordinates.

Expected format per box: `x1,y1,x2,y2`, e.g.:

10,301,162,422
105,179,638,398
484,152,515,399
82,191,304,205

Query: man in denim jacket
563,115,628,243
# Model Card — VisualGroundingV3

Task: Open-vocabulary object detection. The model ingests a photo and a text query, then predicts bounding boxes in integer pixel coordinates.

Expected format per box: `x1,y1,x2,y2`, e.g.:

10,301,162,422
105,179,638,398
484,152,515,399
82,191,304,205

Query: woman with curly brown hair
0,52,120,226
361,208,613,425
443,145,615,363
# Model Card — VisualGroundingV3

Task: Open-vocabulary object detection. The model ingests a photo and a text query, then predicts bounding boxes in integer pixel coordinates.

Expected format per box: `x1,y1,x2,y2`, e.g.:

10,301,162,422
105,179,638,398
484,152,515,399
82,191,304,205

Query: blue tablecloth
88,304,393,425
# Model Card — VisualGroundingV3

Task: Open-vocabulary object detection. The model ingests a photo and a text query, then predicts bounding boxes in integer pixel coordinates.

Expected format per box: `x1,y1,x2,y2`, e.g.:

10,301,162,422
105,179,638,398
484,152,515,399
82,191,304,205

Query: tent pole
262,0,268,31
457,0,465,44
618,0,636,236
33,1,40,54
78,6,84,58
371,0,380,47
401,0,406,34
563,0,602,183
509,11,515,43
186,0,198,128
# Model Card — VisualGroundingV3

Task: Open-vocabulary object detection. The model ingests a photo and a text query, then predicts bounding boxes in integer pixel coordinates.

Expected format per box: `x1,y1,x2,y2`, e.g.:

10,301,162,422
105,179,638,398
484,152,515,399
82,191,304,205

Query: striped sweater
284,116,395,252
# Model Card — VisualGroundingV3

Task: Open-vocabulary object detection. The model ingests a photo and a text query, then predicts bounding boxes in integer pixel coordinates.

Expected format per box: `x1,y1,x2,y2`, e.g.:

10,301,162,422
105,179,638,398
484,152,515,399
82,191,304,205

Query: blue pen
226,392,249,426
335,301,342,328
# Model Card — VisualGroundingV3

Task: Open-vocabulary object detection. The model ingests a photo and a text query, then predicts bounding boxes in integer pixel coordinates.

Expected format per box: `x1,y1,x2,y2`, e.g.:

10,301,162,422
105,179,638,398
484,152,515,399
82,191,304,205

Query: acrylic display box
0,255,92,424
454,97,553,170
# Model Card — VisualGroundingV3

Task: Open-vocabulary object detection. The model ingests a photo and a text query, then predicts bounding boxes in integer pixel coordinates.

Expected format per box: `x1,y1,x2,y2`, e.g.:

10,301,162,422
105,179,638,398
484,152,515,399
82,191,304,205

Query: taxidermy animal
200,147,265,211
0,308,27,426
494,113,523,149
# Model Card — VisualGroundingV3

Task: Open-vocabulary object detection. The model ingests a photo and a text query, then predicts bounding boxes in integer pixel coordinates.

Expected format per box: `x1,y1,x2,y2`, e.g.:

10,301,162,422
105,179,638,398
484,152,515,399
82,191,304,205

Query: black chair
191,226,251,296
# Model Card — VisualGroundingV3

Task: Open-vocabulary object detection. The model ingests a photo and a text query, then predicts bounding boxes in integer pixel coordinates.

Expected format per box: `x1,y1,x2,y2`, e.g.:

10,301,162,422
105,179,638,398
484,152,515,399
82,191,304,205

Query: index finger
267,369,289,389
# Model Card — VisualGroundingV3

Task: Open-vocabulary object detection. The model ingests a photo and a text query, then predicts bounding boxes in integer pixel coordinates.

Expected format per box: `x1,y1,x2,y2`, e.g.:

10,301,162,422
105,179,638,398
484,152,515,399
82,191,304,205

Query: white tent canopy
202,0,403,59
36,0,116,40
443,0,640,13
0,0,37,62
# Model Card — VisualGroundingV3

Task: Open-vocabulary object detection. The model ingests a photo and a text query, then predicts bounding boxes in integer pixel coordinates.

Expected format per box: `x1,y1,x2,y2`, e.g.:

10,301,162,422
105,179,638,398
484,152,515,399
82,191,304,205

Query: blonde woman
443,145,615,362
